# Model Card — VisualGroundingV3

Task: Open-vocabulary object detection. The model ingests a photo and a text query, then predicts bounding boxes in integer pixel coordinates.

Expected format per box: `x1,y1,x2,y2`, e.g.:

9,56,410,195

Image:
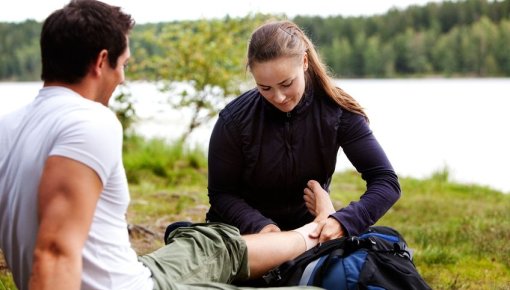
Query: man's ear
92,49,109,76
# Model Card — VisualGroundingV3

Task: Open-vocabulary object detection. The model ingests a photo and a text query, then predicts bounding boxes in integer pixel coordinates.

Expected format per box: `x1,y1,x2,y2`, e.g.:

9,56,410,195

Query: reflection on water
1,79,509,193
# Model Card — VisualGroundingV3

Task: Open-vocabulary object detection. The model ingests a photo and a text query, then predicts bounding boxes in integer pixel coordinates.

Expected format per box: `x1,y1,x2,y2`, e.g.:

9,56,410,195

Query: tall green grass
122,135,209,228
0,268,15,290
330,169,510,289
1,137,509,289
123,135,208,187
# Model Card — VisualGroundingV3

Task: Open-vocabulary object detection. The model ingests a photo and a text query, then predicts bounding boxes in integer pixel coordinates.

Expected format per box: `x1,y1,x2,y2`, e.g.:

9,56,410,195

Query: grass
331,170,510,289
1,137,509,289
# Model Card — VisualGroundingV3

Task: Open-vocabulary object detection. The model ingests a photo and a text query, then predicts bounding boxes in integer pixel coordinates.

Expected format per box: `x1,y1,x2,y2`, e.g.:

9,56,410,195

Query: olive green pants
139,223,320,290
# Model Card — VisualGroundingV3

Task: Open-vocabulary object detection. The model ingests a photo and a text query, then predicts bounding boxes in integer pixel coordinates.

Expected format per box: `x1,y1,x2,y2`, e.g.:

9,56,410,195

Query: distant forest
1,0,509,81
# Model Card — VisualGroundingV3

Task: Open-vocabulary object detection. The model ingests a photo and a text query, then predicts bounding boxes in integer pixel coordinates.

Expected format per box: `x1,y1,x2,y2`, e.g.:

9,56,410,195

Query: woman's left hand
310,217,345,243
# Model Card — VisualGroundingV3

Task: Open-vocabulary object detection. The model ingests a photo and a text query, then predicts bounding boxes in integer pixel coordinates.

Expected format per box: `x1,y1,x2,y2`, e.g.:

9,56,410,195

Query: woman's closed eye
282,81,293,88
258,80,293,91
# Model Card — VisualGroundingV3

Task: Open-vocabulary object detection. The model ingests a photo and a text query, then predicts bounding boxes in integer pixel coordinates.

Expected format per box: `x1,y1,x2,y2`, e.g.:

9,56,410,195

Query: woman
206,20,400,242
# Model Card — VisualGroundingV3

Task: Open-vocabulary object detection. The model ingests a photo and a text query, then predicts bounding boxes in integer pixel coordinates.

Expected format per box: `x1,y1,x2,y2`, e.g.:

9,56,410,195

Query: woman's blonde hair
247,20,367,120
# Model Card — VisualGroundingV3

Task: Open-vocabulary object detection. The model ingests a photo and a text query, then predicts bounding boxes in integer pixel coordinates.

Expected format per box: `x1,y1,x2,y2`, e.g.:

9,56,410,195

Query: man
0,1,331,289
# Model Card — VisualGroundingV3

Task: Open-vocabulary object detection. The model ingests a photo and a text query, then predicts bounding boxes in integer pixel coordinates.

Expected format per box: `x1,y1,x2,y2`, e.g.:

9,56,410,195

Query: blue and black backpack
262,226,431,290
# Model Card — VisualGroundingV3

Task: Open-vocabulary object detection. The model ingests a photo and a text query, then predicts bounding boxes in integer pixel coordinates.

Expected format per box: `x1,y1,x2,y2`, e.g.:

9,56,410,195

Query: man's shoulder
46,92,121,132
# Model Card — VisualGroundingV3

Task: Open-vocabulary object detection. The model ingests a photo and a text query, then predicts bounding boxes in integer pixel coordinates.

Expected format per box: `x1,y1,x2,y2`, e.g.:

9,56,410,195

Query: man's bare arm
29,156,102,290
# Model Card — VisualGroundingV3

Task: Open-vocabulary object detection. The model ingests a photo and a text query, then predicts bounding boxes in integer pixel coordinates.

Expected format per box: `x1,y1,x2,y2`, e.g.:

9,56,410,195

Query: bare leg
242,229,310,278
243,183,337,279
239,181,340,279
303,180,335,221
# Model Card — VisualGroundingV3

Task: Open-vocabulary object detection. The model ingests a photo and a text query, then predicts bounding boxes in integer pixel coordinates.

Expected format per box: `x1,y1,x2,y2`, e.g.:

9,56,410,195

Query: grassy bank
1,137,509,289
330,170,510,289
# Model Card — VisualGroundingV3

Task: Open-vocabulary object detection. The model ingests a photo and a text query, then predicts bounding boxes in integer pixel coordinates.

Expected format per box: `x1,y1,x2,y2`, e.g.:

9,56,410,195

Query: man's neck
43,80,103,105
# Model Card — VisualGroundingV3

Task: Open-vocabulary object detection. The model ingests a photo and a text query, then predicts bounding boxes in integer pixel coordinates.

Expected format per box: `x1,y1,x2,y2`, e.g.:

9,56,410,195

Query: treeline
294,0,510,77
0,20,41,81
0,0,509,81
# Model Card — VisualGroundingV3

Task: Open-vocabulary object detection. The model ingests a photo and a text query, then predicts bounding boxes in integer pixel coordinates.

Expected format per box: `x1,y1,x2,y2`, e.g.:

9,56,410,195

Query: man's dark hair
40,0,135,83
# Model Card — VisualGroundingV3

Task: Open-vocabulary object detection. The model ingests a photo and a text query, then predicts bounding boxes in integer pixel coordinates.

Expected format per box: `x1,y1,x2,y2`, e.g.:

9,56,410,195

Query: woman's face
250,54,308,113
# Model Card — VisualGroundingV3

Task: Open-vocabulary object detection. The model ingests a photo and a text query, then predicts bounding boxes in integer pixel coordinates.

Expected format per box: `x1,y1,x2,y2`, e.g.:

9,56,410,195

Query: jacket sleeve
207,114,275,234
330,111,401,236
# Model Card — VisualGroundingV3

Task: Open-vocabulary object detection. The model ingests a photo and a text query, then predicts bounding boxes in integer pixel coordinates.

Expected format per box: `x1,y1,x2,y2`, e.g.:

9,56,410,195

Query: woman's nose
273,90,286,103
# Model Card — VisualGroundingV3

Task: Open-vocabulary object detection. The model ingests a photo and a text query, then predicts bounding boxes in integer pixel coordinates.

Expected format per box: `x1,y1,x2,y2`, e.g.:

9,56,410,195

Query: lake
1,79,509,194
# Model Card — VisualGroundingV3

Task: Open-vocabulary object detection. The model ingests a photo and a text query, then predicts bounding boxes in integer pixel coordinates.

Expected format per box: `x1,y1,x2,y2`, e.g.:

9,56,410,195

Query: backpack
262,226,431,290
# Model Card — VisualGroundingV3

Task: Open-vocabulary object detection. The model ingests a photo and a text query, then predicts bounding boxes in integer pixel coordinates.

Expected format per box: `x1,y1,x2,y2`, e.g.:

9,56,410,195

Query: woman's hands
258,180,345,242
304,180,345,243
310,217,344,243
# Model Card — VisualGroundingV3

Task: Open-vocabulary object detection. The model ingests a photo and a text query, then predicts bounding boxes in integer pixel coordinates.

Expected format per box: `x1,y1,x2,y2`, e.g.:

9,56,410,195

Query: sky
1,0,446,23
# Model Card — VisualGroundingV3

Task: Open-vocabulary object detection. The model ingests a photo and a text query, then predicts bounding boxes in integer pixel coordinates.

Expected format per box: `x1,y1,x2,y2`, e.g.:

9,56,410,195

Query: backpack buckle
262,268,282,284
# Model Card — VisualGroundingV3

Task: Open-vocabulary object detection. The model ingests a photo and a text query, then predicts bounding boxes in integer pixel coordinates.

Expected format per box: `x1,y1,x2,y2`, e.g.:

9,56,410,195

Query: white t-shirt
0,87,153,290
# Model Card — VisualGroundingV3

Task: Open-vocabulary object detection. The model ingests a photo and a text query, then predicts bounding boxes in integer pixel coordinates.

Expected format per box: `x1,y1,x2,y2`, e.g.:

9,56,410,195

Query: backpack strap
263,237,348,286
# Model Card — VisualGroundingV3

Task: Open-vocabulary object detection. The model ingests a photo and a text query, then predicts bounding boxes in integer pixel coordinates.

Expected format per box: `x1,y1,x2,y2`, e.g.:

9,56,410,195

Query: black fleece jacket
206,86,400,236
